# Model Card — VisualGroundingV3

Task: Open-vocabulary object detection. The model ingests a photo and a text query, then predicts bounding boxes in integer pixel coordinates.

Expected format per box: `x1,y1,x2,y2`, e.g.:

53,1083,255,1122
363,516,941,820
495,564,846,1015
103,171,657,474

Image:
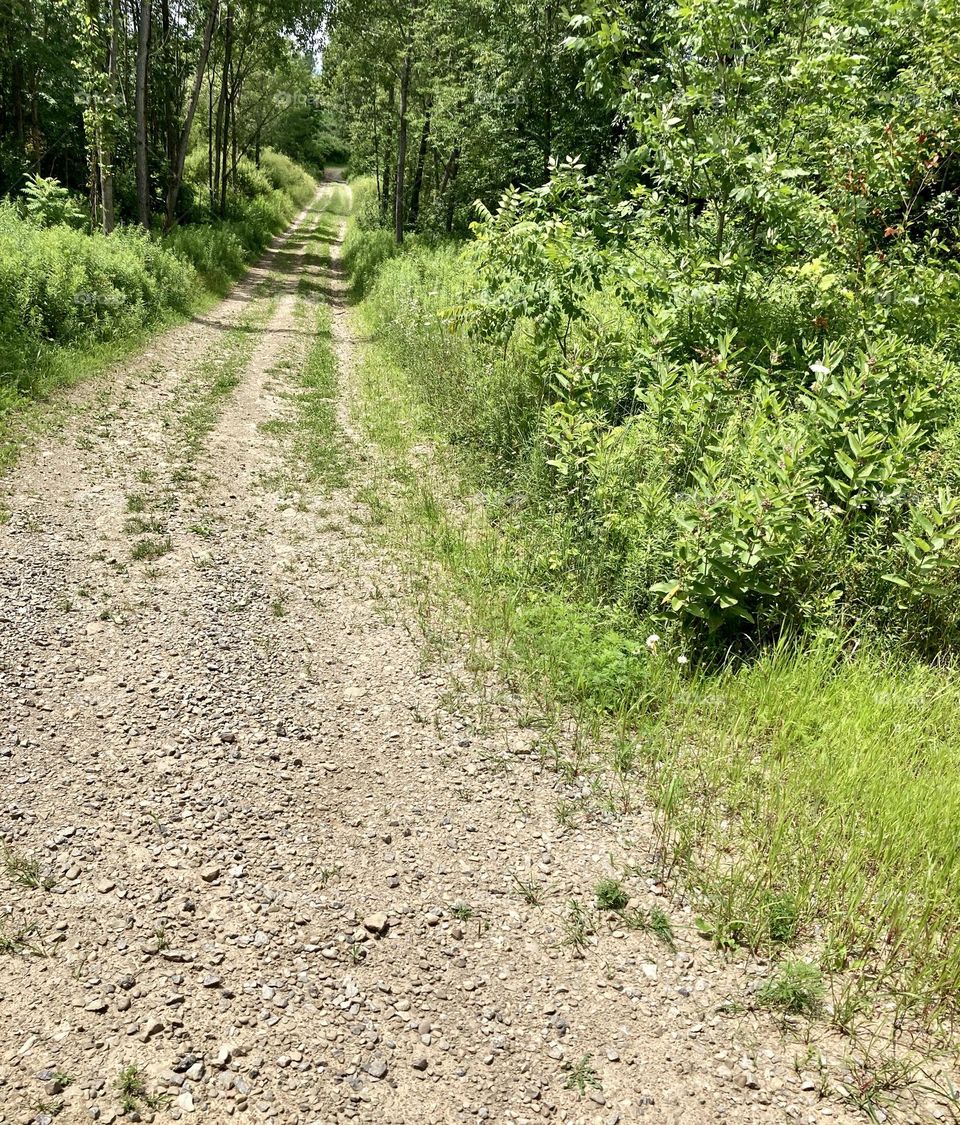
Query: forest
3,0,960,1090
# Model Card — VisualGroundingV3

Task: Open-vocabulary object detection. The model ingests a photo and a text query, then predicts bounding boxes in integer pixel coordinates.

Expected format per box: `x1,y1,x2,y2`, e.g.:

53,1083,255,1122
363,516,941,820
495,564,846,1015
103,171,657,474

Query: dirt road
0,182,859,1125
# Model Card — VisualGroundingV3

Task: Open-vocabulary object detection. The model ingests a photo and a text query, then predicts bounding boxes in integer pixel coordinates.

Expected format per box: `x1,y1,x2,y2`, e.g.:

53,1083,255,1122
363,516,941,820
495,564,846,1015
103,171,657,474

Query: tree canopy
322,0,617,236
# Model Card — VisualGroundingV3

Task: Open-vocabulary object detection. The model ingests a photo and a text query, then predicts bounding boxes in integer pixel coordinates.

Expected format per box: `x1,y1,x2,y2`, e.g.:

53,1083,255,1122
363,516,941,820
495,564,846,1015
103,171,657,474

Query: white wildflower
645,634,660,653
677,655,688,666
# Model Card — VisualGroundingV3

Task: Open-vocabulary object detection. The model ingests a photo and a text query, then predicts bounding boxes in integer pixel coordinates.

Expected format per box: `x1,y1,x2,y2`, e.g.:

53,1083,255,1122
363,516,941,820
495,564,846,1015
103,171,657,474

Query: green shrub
21,174,85,228
165,223,247,295
0,202,194,356
595,878,629,911
357,162,960,655
260,149,317,208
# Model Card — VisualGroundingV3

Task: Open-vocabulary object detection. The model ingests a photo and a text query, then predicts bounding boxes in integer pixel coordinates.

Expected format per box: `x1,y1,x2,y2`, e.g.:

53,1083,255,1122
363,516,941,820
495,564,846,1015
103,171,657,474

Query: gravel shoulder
0,182,871,1125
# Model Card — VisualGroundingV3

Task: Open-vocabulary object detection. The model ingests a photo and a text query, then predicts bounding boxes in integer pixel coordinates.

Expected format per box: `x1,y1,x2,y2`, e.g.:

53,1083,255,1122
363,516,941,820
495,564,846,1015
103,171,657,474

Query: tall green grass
341,177,405,300
344,191,960,1030
0,203,195,412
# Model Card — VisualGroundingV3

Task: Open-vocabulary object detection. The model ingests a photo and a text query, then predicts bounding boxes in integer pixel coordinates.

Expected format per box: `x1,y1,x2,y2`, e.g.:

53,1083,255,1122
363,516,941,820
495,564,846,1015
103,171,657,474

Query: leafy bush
164,223,247,295
456,163,960,651
259,150,318,209
20,174,85,228
345,0,958,655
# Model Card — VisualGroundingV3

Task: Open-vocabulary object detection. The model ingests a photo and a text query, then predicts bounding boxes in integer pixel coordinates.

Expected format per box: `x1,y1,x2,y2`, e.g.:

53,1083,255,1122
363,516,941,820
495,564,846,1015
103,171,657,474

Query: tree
165,0,219,229
322,0,616,238
134,0,151,226
0,0,337,229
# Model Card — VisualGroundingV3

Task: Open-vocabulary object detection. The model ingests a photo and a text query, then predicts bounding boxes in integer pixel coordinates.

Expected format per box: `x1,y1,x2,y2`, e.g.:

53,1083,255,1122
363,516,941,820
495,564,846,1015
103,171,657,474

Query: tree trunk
99,0,120,234
207,67,215,209
135,0,152,227
394,50,412,245
88,141,101,230
440,144,459,234
160,0,176,177
99,140,114,234
213,68,225,212
229,74,238,190
372,87,381,206
218,4,233,217
164,0,219,231
408,107,430,230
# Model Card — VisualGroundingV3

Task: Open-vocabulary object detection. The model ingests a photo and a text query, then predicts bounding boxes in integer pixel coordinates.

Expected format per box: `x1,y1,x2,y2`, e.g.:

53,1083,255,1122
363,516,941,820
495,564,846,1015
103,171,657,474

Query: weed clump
595,878,629,912
758,961,825,1017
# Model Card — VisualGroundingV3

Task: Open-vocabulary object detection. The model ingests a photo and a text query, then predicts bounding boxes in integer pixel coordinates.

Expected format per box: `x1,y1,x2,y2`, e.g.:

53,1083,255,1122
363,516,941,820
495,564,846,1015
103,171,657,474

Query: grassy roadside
322,181,960,1065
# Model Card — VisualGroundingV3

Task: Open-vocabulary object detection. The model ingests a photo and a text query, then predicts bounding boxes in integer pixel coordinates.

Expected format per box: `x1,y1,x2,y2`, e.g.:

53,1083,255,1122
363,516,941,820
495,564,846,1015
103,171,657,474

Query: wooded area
335,0,960,651
0,0,341,230
324,0,616,239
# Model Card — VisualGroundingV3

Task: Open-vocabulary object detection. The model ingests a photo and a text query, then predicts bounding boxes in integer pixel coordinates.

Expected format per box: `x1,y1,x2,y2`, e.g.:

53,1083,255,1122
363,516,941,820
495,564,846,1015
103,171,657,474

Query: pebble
140,1017,164,1042
365,1059,388,1079
363,912,389,935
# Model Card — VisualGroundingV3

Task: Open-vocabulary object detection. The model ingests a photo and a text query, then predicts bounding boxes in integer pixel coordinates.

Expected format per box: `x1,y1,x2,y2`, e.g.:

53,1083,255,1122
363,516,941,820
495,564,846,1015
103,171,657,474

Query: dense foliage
323,0,617,238
344,0,960,652
350,172,960,1017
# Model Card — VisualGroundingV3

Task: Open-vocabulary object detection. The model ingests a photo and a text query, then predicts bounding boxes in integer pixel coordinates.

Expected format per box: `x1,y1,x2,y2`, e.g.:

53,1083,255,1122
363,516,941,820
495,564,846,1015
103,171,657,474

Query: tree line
322,0,618,241
0,0,342,231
